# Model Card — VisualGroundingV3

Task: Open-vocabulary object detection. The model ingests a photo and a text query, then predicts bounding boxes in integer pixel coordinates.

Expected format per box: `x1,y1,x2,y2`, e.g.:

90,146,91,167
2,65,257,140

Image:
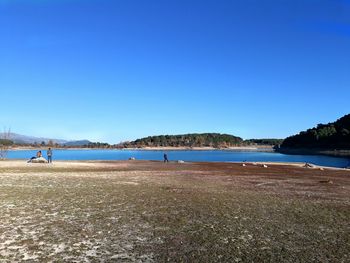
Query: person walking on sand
163,153,169,163
47,147,53,163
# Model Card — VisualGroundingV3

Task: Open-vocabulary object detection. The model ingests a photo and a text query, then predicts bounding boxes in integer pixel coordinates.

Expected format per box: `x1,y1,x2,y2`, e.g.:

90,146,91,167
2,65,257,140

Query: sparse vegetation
0,128,12,159
0,161,349,262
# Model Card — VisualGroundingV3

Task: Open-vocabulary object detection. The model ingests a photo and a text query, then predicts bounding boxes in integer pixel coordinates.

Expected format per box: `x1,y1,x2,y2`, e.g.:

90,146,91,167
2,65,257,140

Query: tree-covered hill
244,139,284,146
280,114,350,149
120,133,243,148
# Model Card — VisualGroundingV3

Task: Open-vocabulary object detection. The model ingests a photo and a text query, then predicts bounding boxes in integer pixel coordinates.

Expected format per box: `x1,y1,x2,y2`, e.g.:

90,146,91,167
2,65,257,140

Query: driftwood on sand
29,157,48,163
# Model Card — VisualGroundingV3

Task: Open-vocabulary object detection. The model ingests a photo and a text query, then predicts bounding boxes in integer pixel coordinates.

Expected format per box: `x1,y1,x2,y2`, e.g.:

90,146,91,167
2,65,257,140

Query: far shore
276,147,350,157
8,145,350,158
9,145,274,151
119,146,274,151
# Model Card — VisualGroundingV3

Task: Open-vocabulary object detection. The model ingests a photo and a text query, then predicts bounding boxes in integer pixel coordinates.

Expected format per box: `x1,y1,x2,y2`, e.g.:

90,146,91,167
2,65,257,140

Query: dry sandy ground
0,160,349,262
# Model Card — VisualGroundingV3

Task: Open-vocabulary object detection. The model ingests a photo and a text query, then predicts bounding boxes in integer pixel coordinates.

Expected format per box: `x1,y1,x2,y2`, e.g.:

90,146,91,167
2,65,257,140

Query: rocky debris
303,163,314,168
30,157,48,163
319,179,333,184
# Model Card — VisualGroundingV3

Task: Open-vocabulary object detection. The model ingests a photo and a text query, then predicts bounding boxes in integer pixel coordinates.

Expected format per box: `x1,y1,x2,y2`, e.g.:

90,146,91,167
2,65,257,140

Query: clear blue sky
1,0,349,143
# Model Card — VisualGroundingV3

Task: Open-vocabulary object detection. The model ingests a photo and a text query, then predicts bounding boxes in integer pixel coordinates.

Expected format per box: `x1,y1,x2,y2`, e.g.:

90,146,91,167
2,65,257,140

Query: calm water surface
7,149,350,168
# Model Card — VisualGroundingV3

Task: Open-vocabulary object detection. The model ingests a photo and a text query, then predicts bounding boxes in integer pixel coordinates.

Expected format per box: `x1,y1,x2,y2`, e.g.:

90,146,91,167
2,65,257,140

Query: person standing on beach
163,153,169,163
47,148,53,163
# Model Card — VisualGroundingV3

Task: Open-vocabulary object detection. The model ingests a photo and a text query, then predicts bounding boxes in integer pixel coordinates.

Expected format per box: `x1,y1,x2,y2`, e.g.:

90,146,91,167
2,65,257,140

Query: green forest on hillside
120,133,244,148
244,139,283,146
280,114,350,149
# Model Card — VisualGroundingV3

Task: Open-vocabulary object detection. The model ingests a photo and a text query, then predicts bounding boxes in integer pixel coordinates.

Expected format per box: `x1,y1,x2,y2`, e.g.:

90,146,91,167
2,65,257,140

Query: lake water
6,149,350,168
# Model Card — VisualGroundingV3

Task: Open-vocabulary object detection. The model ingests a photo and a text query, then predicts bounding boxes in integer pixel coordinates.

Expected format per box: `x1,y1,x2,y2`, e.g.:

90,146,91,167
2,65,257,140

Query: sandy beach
0,160,349,262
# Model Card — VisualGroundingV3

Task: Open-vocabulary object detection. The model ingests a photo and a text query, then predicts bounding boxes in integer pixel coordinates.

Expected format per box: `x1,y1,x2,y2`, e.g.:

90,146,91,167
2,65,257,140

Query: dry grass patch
0,161,349,262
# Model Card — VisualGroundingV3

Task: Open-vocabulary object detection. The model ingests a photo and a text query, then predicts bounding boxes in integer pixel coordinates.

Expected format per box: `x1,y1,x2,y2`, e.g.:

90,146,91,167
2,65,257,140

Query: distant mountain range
0,133,92,146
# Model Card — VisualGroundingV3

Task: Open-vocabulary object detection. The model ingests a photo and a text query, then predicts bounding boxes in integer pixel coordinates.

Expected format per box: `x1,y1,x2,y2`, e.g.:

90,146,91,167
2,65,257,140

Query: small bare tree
48,139,54,146
0,128,12,160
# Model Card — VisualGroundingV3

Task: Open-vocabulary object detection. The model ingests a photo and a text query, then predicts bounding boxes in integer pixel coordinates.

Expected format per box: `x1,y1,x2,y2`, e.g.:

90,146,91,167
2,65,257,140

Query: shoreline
276,147,350,157
8,146,350,157
9,146,274,151
1,159,349,171
119,146,274,151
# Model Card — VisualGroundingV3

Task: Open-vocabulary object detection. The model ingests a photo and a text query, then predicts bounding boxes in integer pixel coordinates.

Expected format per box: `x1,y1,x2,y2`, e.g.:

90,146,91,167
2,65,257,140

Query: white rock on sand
30,157,47,163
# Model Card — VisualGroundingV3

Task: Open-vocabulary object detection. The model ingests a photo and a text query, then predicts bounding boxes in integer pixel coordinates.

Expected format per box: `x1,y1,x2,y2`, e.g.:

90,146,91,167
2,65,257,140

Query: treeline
83,142,112,148
280,114,350,149
3,134,284,149
119,133,243,148
244,139,283,146
0,139,13,146
1,140,112,149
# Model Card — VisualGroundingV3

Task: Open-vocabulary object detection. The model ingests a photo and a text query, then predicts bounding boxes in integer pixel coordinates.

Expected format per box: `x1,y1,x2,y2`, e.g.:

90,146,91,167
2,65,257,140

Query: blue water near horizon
6,149,350,168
